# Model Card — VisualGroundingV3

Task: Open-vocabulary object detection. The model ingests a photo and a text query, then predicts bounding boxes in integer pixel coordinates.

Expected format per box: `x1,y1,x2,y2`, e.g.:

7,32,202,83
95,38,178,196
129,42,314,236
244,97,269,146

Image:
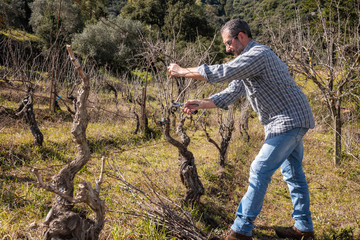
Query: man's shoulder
248,42,282,62
245,40,270,54
251,41,271,52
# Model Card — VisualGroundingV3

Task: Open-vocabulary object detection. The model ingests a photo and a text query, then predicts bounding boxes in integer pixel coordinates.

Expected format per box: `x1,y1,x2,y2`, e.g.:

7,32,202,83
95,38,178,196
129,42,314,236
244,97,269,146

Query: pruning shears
171,102,199,114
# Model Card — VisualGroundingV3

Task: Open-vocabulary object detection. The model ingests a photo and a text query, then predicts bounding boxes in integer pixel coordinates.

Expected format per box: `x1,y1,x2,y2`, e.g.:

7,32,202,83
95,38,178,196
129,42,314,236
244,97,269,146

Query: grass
1,89,360,240
0,29,40,43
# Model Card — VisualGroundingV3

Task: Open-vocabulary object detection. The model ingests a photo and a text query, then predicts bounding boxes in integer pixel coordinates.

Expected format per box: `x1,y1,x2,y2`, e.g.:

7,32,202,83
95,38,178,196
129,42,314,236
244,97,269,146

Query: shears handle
185,104,199,114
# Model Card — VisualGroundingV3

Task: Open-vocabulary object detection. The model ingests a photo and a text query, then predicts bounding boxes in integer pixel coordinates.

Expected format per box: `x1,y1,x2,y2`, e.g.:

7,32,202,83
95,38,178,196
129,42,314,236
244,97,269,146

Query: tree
121,0,167,30
125,25,218,203
202,107,235,174
33,46,105,239
0,0,33,31
71,15,143,72
164,0,214,41
0,19,44,146
16,90,44,146
29,0,83,47
121,0,214,41
162,114,205,204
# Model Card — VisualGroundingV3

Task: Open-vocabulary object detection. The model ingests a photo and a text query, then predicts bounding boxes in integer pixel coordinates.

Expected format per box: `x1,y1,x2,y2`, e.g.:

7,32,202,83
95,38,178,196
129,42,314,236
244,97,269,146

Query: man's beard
228,49,239,56
233,47,244,57
232,50,241,57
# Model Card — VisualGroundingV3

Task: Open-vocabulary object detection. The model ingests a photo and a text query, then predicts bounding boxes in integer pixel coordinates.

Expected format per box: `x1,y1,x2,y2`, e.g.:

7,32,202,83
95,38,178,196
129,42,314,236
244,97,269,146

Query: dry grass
0,90,360,240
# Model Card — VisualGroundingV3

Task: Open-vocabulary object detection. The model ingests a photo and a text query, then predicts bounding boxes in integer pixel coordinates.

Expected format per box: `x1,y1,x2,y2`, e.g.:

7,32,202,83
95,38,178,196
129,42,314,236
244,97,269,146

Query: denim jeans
231,127,313,236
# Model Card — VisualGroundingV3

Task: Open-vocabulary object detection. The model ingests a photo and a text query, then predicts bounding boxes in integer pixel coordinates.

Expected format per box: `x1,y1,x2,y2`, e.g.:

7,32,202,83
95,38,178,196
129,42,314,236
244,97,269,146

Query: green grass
1,93,360,240
0,29,40,42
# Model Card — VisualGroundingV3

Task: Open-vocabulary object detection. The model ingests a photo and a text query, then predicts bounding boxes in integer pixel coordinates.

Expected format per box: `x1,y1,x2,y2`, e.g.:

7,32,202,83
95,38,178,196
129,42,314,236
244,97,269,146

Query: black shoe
275,226,315,240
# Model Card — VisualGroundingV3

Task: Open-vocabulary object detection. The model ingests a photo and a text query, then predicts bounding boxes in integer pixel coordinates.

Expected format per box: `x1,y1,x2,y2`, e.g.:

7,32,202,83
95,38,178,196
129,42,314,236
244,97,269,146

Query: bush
72,16,143,72
29,0,83,48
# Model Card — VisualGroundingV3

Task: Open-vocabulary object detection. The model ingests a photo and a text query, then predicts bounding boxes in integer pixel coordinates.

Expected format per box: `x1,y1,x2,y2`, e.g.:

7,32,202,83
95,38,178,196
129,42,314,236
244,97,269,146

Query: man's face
221,30,245,56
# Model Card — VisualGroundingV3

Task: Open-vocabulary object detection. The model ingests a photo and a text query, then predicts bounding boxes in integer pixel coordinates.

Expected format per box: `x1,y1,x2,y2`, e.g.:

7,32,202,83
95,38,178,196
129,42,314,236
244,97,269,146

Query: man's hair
221,18,252,38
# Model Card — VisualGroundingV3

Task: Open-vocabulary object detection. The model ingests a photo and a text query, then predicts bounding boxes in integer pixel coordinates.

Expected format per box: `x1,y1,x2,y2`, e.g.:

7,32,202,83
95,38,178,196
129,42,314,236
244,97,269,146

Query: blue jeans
231,127,313,236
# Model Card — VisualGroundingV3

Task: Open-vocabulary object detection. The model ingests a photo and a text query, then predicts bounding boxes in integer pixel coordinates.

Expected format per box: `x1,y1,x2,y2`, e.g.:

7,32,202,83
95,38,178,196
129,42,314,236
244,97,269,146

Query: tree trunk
140,70,151,138
176,117,204,204
333,89,342,165
178,151,205,204
49,0,62,113
239,98,251,142
133,111,140,134
17,94,44,146
163,116,204,204
333,114,342,165
219,143,228,168
34,46,105,240
140,85,147,132
218,153,226,171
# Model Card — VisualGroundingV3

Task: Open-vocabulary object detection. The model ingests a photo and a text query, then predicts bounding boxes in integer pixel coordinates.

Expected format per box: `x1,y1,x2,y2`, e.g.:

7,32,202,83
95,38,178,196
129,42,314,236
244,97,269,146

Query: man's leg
280,131,313,232
231,128,308,237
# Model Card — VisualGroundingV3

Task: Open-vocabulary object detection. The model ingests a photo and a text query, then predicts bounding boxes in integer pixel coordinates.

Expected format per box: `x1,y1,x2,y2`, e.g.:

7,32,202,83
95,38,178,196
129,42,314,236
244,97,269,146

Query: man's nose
226,46,232,52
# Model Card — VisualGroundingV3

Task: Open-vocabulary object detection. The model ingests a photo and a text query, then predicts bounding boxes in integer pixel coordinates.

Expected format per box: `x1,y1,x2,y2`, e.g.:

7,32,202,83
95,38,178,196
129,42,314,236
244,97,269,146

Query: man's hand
167,63,206,81
182,98,217,115
168,63,183,77
183,100,201,115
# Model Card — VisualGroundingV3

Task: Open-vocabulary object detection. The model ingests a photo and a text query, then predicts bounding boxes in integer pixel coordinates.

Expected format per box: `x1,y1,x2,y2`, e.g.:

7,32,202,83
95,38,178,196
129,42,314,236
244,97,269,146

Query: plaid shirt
198,40,315,139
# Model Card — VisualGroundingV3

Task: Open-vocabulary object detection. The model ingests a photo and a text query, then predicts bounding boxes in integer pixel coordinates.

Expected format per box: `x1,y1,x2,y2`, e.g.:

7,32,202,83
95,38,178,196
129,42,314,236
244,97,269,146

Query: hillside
0,79,359,239
1,0,360,239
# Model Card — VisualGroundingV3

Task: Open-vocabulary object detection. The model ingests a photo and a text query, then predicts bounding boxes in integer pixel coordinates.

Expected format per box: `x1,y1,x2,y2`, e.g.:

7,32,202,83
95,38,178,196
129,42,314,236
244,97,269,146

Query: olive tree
71,15,143,72
29,0,83,47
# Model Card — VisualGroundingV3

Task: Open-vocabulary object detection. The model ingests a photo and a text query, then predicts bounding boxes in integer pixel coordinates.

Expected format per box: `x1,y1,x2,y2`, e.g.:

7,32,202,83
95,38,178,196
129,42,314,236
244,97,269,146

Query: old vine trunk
33,46,105,240
163,115,204,204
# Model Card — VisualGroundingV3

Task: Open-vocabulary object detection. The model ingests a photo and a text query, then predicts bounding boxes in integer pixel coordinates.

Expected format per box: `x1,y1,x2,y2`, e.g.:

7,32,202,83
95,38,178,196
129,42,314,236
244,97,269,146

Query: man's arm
168,63,206,81
209,80,246,110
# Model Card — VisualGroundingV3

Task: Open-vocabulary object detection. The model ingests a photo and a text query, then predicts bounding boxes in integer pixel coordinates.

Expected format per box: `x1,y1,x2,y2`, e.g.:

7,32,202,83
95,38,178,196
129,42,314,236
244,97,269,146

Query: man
168,18,315,240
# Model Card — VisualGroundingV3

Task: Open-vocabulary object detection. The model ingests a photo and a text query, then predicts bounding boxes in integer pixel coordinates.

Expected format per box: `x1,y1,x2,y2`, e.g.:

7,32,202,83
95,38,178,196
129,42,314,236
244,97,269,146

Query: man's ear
238,32,246,40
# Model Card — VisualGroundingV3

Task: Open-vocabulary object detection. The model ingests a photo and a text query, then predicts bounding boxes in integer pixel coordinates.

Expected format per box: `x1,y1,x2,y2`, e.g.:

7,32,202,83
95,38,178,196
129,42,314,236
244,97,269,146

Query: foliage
71,15,143,72
199,0,227,29
0,0,33,31
0,29,40,43
76,0,109,23
121,0,214,41
107,0,128,16
299,0,360,40
29,0,83,48
121,0,167,30
164,0,214,41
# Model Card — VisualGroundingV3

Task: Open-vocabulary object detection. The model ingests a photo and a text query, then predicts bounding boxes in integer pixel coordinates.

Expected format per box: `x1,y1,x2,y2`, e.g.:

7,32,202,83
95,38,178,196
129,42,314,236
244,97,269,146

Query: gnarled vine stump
16,90,44,146
33,45,105,240
163,115,204,204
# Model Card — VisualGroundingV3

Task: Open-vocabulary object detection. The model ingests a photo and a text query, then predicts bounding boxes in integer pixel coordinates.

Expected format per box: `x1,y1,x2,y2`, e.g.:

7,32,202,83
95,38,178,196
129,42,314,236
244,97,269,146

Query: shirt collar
241,39,256,55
